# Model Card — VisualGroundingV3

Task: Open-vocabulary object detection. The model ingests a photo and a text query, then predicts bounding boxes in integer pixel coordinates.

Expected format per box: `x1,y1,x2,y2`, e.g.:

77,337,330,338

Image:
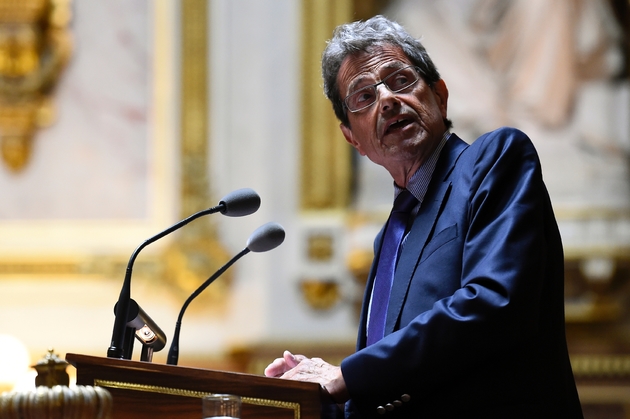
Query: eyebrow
347,75,374,95
346,62,409,94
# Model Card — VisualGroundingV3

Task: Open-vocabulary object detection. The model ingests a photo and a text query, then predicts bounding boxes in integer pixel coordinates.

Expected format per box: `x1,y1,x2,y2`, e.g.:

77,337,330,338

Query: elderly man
265,15,583,418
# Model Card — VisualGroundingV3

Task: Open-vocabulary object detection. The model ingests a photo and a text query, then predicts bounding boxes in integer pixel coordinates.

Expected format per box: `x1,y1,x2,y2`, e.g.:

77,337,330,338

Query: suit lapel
356,230,384,349
384,135,468,335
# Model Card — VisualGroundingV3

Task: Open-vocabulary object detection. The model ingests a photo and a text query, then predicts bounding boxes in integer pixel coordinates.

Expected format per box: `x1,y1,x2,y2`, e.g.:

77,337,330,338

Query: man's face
337,44,448,177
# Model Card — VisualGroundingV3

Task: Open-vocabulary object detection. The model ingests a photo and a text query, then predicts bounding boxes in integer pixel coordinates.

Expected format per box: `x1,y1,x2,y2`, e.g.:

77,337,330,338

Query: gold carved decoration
300,279,340,311
158,0,231,308
302,232,341,310
300,0,352,210
571,355,630,378
0,0,72,172
307,233,334,261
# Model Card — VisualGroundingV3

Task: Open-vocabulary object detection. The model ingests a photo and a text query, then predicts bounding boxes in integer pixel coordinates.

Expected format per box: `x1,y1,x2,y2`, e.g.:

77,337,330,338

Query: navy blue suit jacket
340,128,582,418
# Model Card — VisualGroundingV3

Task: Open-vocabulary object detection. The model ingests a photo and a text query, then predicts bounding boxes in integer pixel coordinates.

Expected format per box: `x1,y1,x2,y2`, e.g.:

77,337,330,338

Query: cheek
351,115,378,139
418,99,443,123
410,88,443,120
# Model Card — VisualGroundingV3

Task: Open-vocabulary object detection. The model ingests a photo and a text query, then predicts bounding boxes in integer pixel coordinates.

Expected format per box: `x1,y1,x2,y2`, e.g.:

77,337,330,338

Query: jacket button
376,406,386,415
401,394,411,403
385,403,394,411
393,400,402,407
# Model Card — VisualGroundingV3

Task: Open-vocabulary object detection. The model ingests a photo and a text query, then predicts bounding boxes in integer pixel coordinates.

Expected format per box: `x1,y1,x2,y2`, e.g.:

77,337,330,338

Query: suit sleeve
341,129,558,405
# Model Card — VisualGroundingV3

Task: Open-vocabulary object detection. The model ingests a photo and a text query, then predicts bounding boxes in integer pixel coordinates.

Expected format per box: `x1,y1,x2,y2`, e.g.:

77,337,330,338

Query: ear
340,123,365,155
433,79,449,119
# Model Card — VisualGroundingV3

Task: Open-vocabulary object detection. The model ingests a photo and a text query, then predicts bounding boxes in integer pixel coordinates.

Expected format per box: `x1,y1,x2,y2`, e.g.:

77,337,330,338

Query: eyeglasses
343,65,422,113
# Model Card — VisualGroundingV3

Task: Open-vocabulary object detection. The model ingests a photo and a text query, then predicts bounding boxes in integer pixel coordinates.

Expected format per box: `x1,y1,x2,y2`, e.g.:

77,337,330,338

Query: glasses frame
343,65,422,113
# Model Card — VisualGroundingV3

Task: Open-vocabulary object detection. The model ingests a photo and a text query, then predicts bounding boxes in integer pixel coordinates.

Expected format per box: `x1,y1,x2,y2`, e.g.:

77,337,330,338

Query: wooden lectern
66,353,323,419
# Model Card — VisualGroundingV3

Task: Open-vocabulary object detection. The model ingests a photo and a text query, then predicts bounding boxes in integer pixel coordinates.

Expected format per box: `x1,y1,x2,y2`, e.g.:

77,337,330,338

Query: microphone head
219,188,261,217
246,222,286,253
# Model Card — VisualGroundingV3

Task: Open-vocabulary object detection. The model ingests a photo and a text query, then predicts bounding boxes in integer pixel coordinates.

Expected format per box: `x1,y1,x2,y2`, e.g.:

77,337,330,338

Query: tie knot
393,189,418,213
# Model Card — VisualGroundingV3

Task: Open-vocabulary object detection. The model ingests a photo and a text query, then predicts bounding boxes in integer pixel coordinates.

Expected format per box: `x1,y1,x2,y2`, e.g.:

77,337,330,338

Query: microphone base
106,347,124,359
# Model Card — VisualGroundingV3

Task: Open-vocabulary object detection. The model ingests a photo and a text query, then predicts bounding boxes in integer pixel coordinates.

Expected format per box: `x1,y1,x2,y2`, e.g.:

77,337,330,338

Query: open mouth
386,118,413,134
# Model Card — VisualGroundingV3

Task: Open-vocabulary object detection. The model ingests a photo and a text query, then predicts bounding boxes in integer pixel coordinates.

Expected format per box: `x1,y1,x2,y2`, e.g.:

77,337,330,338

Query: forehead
337,44,412,95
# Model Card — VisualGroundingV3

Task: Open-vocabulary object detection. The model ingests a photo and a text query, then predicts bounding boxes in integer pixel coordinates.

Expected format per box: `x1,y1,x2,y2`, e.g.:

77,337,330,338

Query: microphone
218,188,262,217
107,188,261,359
166,222,285,365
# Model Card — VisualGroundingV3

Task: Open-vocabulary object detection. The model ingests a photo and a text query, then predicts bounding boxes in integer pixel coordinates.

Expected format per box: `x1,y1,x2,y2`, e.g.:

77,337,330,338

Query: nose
376,84,400,113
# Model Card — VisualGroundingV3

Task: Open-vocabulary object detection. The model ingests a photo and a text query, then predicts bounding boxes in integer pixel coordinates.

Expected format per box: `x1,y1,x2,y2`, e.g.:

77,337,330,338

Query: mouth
384,117,414,135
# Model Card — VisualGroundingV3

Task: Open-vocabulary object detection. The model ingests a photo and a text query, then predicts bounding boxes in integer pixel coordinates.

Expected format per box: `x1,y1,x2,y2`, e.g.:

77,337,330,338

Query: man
265,15,583,418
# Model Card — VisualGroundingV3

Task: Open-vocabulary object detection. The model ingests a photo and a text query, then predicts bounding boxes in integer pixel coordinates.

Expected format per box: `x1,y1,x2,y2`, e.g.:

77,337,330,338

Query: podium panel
66,353,323,419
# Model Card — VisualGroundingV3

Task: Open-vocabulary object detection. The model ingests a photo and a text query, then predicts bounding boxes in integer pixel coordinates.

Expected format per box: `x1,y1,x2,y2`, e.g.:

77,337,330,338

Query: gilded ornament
32,348,69,388
307,233,334,261
0,0,72,172
300,278,340,310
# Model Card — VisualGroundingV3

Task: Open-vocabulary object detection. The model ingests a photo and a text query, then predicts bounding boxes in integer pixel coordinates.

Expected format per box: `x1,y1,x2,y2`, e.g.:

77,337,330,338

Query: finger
283,350,306,368
294,354,307,362
264,357,288,377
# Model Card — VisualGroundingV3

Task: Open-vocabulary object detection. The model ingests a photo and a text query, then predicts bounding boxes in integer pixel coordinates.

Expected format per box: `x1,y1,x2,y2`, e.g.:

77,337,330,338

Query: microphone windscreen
219,188,261,217
246,222,285,252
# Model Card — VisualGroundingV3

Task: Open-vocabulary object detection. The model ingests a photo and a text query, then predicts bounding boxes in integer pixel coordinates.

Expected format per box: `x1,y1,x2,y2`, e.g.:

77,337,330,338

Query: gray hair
322,15,444,127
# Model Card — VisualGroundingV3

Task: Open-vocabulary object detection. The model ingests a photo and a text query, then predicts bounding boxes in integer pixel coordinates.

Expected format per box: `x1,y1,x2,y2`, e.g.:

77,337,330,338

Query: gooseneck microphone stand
107,206,225,359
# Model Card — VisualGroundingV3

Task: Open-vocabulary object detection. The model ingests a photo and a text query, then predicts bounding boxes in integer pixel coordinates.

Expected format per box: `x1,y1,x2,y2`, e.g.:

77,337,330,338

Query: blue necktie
367,189,418,346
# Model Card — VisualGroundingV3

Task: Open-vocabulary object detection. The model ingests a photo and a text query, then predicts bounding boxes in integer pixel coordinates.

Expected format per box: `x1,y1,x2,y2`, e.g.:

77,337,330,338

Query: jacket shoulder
472,126,536,153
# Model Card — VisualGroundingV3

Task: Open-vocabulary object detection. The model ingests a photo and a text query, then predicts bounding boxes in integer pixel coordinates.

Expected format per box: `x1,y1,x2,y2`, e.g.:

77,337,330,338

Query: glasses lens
383,66,419,93
346,86,377,112
345,66,420,112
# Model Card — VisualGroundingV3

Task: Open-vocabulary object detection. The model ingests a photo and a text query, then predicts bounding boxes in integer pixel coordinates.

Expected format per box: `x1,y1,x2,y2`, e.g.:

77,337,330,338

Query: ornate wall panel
0,0,231,308
0,1,176,277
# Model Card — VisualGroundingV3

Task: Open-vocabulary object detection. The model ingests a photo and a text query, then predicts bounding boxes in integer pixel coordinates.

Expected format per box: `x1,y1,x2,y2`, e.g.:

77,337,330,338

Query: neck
390,164,420,189
388,130,449,187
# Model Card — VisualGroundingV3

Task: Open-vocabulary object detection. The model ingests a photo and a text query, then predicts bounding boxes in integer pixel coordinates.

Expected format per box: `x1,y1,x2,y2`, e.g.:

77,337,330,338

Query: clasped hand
264,350,349,404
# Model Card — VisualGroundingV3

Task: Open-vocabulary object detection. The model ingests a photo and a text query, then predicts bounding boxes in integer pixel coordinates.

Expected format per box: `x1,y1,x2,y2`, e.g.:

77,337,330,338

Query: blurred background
0,0,628,416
